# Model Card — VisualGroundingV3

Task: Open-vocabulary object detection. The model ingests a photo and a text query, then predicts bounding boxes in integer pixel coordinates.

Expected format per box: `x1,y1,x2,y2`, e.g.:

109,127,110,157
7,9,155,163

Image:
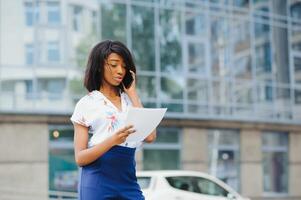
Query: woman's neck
99,85,119,98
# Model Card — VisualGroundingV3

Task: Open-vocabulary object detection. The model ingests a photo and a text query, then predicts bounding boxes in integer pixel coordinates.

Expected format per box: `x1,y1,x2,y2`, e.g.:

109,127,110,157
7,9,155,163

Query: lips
114,77,123,82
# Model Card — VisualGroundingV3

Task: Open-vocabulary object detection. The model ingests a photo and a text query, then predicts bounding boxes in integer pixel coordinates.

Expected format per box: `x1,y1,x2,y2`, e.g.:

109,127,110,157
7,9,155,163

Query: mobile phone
122,70,134,89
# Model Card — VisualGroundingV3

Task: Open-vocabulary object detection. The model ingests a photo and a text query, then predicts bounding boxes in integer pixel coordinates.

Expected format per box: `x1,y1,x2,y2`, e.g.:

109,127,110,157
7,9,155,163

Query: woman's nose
116,65,125,74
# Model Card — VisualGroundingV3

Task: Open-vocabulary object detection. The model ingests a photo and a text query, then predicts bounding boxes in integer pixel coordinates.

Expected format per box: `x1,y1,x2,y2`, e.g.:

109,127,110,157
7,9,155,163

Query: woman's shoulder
75,91,97,107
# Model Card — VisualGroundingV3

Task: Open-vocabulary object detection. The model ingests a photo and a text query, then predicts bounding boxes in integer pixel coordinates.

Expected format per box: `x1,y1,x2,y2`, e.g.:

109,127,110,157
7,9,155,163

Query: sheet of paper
125,107,167,143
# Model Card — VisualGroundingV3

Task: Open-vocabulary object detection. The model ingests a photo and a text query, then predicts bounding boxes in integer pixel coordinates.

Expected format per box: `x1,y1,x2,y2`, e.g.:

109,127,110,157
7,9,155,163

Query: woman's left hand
123,70,143,107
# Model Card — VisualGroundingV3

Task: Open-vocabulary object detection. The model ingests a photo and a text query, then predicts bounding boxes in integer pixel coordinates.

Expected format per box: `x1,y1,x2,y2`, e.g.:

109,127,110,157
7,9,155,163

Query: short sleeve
70,99,89,127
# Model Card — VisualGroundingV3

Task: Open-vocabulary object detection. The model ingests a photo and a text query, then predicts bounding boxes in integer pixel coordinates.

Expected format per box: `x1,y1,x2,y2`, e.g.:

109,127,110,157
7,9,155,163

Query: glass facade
0,0,299,198
143,127,181,170
1,0,301,124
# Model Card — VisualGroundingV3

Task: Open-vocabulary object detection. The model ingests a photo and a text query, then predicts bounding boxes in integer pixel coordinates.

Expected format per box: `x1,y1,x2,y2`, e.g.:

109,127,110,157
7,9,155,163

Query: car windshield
137,176,151,189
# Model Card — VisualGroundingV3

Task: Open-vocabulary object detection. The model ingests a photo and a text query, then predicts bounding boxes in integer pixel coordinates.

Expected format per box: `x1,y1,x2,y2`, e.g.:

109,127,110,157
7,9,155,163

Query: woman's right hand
111,125,136,145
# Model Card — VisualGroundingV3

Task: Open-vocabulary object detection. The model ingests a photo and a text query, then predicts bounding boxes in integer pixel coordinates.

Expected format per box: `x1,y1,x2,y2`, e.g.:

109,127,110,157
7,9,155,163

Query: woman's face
103,53,127,87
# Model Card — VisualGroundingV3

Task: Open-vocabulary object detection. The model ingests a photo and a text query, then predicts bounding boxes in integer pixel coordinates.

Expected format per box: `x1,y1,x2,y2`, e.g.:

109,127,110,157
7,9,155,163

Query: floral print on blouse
70,90,142,148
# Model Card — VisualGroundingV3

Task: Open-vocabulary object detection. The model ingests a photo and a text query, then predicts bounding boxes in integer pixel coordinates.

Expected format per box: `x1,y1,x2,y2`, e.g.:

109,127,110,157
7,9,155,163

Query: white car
137,170,250,200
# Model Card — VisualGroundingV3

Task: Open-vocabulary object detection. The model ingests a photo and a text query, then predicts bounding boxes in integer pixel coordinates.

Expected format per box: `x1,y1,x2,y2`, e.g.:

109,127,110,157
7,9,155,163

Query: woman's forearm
75,137,115,167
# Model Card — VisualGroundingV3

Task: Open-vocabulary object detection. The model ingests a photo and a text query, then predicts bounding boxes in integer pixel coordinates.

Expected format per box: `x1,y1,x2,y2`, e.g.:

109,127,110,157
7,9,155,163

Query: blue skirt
78,145,144,200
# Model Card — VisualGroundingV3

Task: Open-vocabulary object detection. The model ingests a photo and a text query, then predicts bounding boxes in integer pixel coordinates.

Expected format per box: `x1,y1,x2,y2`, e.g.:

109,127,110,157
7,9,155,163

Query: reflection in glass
233,81,253,105
187,79,208,102
185,12,206,36
233,55,252,80
256,81,273,103
161,103,183,113
160,9,182,73
210,17,231,77
262,132,288,193
132,6,155,71
255,43,272,77
254,6,270,38
212,80,232,107
208,129,240,191
160,77,184,100
187,42,206,74
101,3,126,43
290,1,301,38
143,127,181,170
233,0,249,8
137,75,156,99
144,149,180,170
273,26,289,85
233,21,250,53
290,2,301,19
294,57,301,85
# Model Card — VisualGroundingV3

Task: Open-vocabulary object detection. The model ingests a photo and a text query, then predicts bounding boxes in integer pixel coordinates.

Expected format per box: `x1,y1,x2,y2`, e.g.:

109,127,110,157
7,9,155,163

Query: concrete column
289,132,301,197
240,129,262,198
181,128,208,172
0,123,48,200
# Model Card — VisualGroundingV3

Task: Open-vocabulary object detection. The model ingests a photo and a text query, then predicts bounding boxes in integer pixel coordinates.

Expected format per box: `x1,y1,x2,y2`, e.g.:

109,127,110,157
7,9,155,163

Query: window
131,5,155,71
72,5,83,32
47,1,61,25
262,132,288,194
37,78,65,100
24,2,39,26
25,44,34,65
195,177,228,196
256,43,272,74
185,12,206,36
49,126,78,192
187,42,206,74
25,80,34,99
166,176,228,197
254,7,270,37
291,2,301,19
143,127,181,170
160,9,182,73
166,176,194,192
47,41,60,63
233,0,249,8
208,129,240,191
101,3,127,43
137,75,156,100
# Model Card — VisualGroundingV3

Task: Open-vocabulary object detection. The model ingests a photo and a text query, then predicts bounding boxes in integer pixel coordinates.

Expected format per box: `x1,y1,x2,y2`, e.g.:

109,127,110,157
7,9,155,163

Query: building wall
2,114,300,199
0,120,48,200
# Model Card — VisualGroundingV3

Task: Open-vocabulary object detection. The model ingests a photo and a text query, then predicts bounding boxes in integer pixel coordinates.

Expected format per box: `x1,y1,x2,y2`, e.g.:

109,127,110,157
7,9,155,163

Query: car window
137,176,152,189
194,177,228,197
166,176,195,192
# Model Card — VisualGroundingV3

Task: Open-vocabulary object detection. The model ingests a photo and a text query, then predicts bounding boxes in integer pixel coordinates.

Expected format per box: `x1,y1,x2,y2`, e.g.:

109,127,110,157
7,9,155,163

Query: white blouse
70,90,142,148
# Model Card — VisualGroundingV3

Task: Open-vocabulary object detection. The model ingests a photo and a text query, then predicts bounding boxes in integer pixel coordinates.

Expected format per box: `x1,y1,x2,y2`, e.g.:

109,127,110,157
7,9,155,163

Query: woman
70,40,156,200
